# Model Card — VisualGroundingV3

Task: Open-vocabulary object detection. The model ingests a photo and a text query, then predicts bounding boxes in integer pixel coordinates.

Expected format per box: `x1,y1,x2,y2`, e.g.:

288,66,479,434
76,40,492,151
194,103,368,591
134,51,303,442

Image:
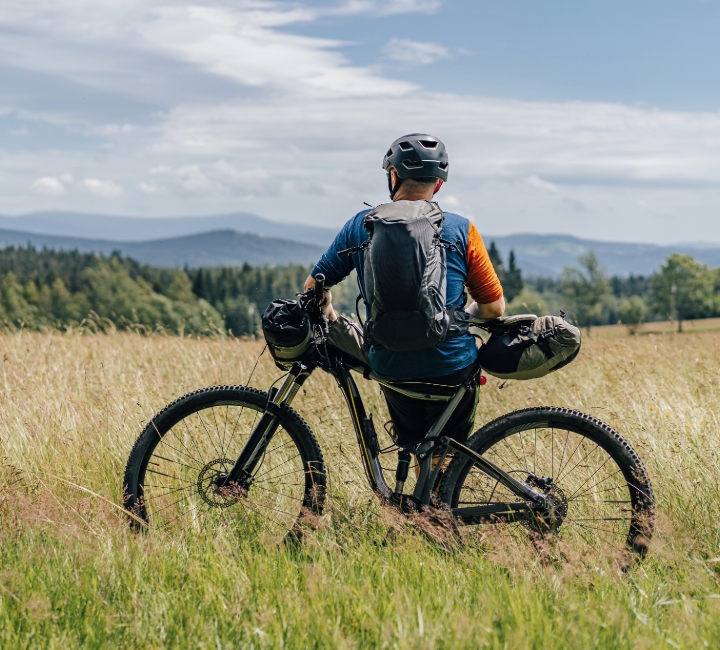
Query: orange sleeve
466,222,504,304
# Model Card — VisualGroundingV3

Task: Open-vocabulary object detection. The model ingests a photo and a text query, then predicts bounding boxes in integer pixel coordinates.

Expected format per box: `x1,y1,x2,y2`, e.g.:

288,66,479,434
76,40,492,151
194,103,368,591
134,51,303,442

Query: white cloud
139,182,158,194
331,0,440,16
138,5,416,99
59,173,73,183
383,38,450,65
149,164,219,194
82,177,124,197
525,175,559,192
31,176,65,195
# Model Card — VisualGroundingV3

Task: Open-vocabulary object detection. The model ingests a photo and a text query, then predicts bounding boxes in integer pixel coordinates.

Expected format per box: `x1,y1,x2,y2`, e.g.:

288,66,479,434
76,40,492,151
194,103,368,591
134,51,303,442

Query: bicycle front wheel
123,385,326,542
439,407,654,556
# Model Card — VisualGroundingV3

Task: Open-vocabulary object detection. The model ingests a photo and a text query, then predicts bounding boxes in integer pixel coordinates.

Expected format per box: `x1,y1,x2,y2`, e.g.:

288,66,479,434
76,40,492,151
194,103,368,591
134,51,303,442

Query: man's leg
380,363,479,447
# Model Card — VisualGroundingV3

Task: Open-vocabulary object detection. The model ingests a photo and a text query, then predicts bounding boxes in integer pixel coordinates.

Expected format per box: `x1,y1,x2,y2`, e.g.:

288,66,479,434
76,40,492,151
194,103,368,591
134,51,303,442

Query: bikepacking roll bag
360,200,470,352
261,299,312,367
477,315,582,380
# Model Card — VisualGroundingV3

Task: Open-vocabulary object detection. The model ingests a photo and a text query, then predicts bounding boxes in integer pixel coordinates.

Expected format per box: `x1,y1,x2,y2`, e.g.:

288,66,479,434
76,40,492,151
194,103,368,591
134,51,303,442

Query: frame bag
262,300,312,369
477,315,582,380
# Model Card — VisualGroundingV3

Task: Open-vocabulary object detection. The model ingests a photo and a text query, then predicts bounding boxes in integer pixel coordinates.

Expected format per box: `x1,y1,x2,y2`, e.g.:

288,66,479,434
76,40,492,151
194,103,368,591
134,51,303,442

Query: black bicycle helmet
382,134,448,198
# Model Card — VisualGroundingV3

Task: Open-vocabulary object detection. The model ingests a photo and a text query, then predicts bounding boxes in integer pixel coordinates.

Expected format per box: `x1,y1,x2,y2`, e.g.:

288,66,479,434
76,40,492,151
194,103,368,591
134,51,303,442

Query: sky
1,0,719,244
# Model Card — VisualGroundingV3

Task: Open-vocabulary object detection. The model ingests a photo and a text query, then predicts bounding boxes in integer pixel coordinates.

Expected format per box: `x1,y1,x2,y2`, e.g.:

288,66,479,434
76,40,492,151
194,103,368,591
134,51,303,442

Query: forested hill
1,244,718,337
0,247,313,336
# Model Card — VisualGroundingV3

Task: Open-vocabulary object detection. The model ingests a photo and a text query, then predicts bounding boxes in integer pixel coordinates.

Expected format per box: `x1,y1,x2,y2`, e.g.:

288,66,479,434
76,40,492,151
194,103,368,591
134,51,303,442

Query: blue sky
1,0,719,244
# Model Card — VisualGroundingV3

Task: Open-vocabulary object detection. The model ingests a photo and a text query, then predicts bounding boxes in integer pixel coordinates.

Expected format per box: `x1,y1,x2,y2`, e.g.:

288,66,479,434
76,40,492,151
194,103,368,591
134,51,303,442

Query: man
304,134,504,447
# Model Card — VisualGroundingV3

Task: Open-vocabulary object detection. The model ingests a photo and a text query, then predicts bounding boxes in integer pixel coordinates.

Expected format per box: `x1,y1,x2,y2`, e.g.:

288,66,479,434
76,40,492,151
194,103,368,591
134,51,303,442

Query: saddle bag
477,315,582,380
360,200,469,352
261,300,312,369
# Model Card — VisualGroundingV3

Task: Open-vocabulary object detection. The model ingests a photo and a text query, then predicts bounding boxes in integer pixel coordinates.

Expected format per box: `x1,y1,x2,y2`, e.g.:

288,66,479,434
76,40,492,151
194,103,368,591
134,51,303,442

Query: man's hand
467,296,505,320
304,274,338,321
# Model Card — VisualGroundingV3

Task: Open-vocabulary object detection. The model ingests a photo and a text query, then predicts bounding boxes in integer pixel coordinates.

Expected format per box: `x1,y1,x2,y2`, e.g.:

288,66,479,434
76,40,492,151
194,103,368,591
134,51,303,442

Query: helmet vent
398,141,413,151
402,160,424,169
386,148,393,157
419,140,438,149
438,162,448,170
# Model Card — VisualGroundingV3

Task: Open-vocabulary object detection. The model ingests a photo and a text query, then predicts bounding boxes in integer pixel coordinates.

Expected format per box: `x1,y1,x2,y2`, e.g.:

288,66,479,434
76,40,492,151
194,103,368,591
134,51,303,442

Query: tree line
490,245,720,333
0,244,717,337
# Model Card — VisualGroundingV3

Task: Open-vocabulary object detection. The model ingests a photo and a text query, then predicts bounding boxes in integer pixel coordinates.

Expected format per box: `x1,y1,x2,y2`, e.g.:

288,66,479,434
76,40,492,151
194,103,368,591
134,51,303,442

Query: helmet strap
433,180,443,195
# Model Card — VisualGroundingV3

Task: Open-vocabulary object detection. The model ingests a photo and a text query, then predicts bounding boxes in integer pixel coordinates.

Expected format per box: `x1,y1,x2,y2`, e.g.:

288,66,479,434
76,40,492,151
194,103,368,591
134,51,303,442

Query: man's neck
393,191,434,202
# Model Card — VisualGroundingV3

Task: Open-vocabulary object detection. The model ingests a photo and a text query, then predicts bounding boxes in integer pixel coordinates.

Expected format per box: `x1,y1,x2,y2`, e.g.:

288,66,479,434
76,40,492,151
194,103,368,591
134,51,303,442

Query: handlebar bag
261,299,312,366
477,315,582,380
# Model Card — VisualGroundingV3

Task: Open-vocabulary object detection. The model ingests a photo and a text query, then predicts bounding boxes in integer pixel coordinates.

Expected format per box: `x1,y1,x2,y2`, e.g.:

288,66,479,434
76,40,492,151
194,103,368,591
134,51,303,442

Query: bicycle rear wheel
439,407,654,556
123,385,326,542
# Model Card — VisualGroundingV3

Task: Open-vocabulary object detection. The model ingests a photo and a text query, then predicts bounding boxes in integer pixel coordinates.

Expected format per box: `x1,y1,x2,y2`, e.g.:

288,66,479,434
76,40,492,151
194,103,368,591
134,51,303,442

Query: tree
561,251,610,335
618,295,646,334
648,253,714,332
487,241,523,302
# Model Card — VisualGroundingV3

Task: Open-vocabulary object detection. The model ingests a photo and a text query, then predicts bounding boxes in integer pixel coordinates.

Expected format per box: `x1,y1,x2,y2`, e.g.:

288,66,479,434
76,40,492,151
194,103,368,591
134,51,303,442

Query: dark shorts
380,364,479,447
327,316,478,447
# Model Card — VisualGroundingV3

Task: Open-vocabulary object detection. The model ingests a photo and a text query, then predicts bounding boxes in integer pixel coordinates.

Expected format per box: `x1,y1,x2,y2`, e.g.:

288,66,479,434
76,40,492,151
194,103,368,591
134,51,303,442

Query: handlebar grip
314,274,325,301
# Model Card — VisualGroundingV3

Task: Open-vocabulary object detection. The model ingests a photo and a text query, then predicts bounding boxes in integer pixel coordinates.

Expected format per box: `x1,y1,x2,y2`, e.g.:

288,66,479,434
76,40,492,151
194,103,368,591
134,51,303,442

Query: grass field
591,316,720,338
1,329,720,649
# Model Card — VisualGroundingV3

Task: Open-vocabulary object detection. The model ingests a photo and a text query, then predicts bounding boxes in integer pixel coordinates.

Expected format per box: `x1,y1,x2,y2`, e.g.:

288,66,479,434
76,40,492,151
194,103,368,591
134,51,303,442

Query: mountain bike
122,275,655,555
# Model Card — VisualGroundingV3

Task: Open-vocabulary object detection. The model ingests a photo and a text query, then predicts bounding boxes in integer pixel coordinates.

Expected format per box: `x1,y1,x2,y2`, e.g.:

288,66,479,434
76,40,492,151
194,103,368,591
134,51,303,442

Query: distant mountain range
486,233,720,277
0,227,325,267
0,211,337,246
0,210,719,276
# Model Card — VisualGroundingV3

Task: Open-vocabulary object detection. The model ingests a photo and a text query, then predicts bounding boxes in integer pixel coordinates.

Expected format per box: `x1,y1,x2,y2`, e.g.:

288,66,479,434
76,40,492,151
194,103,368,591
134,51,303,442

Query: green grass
1,331,720,648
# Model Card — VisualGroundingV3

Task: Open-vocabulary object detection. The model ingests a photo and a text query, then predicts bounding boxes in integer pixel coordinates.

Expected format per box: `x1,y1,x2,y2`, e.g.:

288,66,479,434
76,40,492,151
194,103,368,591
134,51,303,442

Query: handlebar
314,273,325,303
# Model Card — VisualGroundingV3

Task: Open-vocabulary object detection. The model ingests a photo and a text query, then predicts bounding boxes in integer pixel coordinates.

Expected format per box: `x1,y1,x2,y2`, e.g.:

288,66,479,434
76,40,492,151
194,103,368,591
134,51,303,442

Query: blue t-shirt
312,208,478,381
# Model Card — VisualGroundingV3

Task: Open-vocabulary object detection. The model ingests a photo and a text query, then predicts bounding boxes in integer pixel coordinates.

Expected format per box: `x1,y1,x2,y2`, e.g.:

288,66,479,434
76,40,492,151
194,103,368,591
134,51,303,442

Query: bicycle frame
222,344,549,524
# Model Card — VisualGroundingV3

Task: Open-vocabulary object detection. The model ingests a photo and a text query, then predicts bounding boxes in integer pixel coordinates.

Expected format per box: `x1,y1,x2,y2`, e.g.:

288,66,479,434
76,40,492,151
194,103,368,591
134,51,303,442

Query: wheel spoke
449,415,652,557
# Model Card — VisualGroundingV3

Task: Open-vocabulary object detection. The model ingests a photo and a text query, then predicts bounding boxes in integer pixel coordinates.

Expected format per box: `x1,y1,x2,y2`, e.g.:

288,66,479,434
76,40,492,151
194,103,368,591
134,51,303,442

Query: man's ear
391,169,398,190
434,179,443,194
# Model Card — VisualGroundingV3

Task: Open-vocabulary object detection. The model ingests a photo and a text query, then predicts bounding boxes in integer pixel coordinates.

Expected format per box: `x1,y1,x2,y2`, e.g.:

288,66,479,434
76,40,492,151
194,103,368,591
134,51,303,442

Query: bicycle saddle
470,313,538,334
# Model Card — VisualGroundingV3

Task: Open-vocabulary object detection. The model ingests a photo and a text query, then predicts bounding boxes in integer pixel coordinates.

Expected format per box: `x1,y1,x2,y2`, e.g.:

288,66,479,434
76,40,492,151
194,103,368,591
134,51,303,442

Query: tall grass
1,330,720,648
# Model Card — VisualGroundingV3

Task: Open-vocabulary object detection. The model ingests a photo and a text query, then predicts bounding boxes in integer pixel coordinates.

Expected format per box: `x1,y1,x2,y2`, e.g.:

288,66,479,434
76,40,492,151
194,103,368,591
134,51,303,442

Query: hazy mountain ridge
487,233,720,277
0,227,325,267
1,211,719,275
0,211,338,246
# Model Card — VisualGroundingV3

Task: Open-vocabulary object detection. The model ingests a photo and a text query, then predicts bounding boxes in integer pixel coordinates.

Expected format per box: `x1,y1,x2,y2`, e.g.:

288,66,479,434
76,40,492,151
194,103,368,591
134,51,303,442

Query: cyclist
304,134,504,448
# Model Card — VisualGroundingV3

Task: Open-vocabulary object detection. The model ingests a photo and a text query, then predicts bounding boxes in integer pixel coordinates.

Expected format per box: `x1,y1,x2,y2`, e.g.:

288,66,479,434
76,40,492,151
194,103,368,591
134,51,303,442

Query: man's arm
464,222,505,319
467,296,505,319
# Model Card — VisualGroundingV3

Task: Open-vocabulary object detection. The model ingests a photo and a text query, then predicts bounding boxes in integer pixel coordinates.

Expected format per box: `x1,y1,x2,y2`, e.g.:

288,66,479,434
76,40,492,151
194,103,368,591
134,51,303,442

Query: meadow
1,328,719,649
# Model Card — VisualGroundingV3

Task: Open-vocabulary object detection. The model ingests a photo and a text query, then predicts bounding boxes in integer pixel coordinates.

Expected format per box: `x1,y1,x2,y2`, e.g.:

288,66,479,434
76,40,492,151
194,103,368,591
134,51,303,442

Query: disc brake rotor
197,459,245,509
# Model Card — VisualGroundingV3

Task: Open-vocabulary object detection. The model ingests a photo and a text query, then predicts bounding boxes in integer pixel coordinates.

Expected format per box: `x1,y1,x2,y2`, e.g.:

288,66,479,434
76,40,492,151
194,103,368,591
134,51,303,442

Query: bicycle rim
447,409,654,557
134,396,316,543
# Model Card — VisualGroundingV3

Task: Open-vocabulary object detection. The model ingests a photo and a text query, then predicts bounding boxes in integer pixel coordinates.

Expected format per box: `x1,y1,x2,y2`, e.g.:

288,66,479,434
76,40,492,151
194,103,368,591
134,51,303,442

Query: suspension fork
334,365,393,499
220,363,310,487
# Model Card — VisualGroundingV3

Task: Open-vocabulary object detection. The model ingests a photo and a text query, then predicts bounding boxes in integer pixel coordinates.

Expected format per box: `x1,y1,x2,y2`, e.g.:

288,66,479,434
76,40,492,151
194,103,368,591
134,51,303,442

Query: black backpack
346,200,469,352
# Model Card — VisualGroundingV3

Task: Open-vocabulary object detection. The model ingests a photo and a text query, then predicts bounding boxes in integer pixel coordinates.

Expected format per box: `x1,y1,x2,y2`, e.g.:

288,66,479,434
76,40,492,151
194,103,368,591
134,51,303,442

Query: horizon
2,208,720,249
